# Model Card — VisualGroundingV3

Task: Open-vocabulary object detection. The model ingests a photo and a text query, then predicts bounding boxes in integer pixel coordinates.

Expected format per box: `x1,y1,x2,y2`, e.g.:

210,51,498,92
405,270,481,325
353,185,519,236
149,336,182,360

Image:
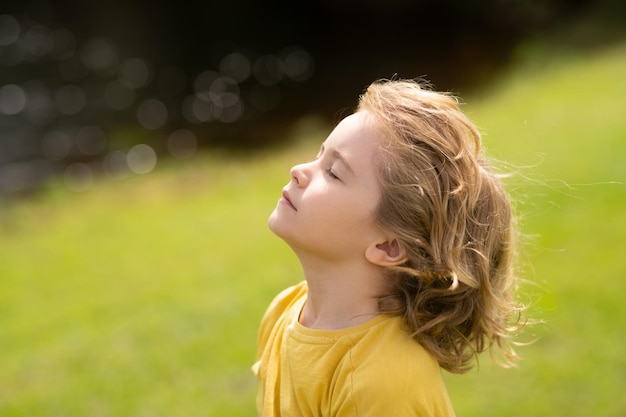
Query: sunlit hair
358,79,525,374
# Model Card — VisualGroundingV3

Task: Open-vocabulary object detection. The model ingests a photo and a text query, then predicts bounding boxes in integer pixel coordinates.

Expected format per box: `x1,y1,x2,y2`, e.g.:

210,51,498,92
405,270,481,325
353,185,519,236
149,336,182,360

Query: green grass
2,42,626,416
445,42,626,416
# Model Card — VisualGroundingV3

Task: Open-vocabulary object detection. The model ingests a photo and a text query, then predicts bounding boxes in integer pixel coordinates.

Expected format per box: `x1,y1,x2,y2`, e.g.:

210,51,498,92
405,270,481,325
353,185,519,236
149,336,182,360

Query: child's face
269,111,384,260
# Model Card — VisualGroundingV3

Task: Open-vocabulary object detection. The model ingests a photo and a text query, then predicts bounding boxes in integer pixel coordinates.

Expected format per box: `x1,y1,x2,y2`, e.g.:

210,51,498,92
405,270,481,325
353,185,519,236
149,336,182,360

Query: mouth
280,189,297,211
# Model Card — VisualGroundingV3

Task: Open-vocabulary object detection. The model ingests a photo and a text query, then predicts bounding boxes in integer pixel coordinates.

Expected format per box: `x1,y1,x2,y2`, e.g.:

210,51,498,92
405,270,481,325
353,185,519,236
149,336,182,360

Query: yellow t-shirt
253,281,456,417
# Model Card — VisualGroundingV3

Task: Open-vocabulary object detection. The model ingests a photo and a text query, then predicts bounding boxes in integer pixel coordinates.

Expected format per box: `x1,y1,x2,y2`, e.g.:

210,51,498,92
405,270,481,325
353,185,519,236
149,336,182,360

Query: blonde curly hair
358,79,525,373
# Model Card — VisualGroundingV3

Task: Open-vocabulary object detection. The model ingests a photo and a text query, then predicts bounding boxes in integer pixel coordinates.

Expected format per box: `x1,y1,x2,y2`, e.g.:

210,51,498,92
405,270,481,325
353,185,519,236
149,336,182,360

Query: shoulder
335,317,455,416
262,281,307,323
256,282,307,349
354,317,443,382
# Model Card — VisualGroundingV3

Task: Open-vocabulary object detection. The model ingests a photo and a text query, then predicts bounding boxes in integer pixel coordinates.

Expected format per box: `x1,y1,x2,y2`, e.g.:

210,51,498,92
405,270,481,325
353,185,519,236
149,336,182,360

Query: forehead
324,112,382,182
325,111,379,150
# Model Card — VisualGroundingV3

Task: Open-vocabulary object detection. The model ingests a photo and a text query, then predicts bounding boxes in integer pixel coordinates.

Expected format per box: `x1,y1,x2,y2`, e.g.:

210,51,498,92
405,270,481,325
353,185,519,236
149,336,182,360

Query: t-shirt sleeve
254,281,307,368
332,334,455,417
334,366,455,416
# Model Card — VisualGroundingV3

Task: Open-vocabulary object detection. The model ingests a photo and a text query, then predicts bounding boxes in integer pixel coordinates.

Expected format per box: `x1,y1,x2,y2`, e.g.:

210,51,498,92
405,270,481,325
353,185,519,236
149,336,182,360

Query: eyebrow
321,144,354,175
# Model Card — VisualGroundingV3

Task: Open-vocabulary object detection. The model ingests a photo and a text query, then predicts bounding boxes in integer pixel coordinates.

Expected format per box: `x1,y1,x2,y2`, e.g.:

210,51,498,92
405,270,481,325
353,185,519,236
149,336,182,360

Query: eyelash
316,146,340,180
326,168,340,180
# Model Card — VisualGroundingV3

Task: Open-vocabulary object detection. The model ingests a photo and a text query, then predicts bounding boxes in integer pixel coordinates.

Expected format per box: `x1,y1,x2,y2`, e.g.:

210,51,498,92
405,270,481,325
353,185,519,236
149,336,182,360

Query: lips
281,189,297,211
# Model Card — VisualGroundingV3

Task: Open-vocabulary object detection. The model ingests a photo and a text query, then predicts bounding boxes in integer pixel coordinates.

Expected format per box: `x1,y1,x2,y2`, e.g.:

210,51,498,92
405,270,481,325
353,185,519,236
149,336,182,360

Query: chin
267,209,283,236
269,218,298,250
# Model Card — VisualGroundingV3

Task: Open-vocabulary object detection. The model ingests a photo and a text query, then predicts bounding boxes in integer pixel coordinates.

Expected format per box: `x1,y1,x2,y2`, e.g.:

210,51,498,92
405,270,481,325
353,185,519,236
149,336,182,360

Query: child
254,78,524,416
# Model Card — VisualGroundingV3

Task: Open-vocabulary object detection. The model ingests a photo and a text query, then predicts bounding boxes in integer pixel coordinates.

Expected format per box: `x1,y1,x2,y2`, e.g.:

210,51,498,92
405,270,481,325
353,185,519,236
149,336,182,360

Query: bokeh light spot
219,52,251,83
209,77,240,105
77,126,106,156
127,144,157,174
25,84,55,125
0,15,20,46
0,84,28,115
190,95,215,122
119,57,152,89
281,48,315,82
104,150,130,178
181,94,201,124
81,38,118,73
22,25,51,58
167,129,197,159
216,100,244,123
193,70,220,93
137,99,167,130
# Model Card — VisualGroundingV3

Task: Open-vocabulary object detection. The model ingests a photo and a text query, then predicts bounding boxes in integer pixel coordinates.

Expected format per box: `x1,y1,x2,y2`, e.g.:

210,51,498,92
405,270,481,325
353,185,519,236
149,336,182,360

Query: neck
294,252,386,330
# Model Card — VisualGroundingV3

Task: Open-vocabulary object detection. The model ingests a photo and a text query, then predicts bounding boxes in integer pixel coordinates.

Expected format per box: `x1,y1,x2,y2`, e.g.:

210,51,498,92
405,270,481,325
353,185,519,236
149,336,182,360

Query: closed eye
326,169,340,180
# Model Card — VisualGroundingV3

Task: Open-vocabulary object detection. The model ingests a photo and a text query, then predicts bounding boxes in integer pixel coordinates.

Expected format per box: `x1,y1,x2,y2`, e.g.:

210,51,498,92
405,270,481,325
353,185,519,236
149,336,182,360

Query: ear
365,238,408,267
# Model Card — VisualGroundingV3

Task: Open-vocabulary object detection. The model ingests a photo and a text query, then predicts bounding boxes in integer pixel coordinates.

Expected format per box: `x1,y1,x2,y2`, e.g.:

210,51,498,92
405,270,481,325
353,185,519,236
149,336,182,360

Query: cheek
317,200,377,234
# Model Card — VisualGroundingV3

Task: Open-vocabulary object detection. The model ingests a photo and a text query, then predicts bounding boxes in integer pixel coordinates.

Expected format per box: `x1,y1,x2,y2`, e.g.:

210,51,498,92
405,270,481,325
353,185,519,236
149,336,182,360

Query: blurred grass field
2,41,626,416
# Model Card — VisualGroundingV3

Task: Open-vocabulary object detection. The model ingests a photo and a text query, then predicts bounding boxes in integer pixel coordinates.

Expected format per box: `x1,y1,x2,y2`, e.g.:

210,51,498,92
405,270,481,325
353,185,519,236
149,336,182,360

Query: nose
290,162,310,187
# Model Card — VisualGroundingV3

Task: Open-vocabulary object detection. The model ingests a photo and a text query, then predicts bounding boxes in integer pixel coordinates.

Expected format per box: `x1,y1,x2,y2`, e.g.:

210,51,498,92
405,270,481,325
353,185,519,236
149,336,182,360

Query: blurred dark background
0,0,624,195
